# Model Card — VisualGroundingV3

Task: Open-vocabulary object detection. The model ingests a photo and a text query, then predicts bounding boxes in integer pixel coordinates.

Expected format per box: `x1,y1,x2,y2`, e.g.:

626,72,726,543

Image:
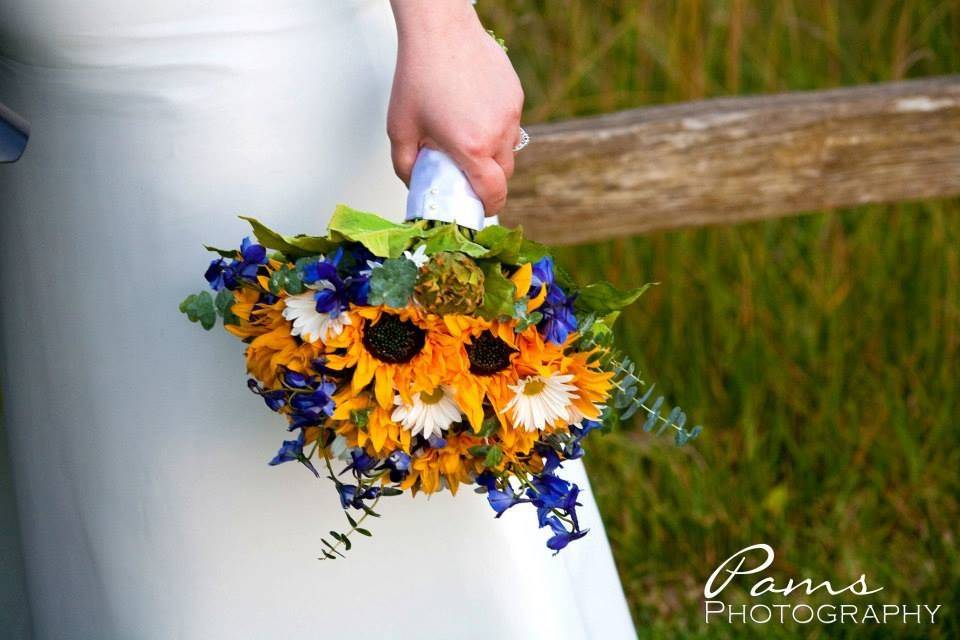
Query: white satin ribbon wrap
405,147,498,230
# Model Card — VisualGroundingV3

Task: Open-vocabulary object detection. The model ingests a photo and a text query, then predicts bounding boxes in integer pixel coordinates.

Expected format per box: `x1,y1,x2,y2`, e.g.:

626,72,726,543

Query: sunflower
399,432,484,495
329,389,411,455
440,316,523,431
324,306,464,410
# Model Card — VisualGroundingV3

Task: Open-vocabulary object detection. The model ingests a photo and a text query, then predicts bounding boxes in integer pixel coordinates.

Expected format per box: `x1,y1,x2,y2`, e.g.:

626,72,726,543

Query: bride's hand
388,1,524,215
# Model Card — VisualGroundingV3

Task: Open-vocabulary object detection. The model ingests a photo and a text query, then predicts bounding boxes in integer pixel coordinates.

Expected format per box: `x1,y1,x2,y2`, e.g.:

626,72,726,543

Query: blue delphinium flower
560,419,605,459
530,256,578,344
247,378,286,412
382,451,411,483
543,515,589,553
527,472,588,552
288,382,336,421
337,483,358,509
268,431,318,477
342,449,378,478
487,485,524,516
300,248,353,317
426,434,447,449
344,244,381,305
337,483,382,510
205,237,268,291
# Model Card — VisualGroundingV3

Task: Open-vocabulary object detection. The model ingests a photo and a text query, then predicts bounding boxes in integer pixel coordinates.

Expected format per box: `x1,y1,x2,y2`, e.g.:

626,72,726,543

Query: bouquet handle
405,147,498,230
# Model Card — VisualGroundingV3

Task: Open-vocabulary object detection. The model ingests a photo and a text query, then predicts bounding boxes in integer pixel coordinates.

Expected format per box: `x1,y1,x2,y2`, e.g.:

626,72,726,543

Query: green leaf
484,445,504,468
476,417,500,438
350,409,370,430
179,291,217,330
321,538,345,558
345,512,358,528
327,204,425,258
380,487,403,496
238,217,337,259
477,261,517,320
268,270,284,295
203,244,237,259
240,216,314,260
553,263,578,292
468,445,491,457
283,268,305,295
474,224,550,265
355,527,372,537
424,224,488,257
367,258,418,308
518,238,551,264
214,289,239,325
474,225,524,263
576,281,654,314
285,234,337,255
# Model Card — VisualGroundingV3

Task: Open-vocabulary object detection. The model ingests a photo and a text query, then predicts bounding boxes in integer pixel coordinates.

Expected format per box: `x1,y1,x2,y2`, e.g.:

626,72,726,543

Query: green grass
480,2,960,637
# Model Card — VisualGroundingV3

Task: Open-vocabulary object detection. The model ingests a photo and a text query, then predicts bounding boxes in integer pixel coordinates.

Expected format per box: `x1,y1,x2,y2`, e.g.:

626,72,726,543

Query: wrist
390,1,480,41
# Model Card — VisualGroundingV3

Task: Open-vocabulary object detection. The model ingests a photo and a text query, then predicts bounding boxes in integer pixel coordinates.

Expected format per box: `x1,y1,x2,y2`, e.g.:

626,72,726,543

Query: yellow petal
374,367,395,409
527,283,547,312
369,418,388,452
510,262,533,299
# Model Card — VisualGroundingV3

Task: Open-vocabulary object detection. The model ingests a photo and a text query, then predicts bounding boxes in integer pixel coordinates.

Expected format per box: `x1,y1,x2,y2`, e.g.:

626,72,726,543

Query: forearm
387,0,523,214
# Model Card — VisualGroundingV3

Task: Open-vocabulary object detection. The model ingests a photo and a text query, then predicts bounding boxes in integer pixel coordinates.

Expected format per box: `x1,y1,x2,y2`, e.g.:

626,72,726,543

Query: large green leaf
326,205,424,258
203,245,237,259
239,216,335,260
474,225,523,263
478,261,517,320
423,224,488,257
576,281,654,314
474,224,550,265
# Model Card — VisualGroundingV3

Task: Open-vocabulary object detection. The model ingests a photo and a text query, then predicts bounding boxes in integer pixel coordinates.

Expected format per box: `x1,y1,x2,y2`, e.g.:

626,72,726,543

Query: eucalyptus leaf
179,291,217,330
214,289,239,325
368,258,417,308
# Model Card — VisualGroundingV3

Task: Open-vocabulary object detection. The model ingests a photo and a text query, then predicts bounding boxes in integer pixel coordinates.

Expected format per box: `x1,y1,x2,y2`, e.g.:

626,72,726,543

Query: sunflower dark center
466,331,516,375
362,315,426,364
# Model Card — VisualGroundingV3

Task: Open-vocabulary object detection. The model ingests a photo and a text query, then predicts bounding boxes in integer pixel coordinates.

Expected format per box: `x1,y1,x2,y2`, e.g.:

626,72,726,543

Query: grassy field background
479,2,960,638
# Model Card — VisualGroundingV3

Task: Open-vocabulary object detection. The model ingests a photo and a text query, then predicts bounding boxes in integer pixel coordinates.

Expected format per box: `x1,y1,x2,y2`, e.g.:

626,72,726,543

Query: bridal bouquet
181,205,700,557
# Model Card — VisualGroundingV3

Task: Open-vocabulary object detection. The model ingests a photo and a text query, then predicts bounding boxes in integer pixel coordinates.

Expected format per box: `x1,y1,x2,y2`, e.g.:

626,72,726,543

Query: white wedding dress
0,2,637,638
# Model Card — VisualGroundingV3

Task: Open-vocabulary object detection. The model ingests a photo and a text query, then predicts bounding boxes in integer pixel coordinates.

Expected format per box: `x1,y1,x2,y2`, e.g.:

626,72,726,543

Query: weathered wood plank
504,76,960,245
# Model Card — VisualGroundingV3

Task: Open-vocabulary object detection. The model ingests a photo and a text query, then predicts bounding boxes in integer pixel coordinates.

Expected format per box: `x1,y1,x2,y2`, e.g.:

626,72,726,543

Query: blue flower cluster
334,449,410,510
477,463,589,554
301,245,381,310
250,368,337,477
205,237,268,291
530,256,578,344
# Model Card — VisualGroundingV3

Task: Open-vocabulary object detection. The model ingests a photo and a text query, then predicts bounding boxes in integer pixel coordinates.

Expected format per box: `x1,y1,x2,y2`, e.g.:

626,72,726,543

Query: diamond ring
513,127,530,153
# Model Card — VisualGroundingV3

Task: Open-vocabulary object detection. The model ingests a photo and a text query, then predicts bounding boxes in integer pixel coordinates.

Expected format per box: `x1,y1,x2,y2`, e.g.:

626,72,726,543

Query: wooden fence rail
504,76,960,245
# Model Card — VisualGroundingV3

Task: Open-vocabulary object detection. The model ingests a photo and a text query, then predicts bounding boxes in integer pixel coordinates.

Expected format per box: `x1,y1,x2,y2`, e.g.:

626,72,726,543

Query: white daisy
391,386,461,439
503,373,579,432
403,244,429,268
281,283,351,344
